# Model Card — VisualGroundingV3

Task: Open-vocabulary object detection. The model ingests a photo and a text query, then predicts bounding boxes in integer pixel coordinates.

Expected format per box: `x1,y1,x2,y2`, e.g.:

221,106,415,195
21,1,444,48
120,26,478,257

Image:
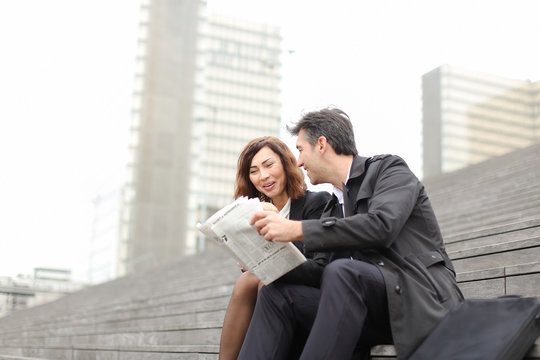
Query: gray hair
287,107,358,156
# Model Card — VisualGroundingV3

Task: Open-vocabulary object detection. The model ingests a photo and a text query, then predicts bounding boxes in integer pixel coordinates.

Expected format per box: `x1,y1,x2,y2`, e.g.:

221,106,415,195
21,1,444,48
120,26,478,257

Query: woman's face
249,146,287,203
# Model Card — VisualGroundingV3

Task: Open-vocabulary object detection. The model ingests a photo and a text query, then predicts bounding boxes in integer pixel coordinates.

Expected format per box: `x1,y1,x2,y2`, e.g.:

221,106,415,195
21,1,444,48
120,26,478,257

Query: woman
219,136,331,360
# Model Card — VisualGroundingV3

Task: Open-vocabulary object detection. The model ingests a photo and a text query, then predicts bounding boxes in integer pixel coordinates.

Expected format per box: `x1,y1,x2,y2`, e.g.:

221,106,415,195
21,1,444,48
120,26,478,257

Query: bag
409,296,540,360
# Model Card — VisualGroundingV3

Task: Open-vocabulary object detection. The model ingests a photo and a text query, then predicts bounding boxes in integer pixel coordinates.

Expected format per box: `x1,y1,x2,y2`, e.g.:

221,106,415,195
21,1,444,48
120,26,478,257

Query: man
237,107,464,360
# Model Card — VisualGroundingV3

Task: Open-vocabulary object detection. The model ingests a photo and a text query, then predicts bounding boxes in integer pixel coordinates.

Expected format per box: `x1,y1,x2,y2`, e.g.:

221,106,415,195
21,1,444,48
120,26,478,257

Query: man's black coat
302,155,464,359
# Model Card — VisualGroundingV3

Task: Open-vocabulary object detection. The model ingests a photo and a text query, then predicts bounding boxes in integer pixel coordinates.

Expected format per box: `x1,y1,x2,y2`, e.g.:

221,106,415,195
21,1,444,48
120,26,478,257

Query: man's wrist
294,220,303,241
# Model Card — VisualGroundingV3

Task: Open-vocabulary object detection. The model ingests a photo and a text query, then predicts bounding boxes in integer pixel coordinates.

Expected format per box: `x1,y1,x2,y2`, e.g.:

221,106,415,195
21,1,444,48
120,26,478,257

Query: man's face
296,129,324,185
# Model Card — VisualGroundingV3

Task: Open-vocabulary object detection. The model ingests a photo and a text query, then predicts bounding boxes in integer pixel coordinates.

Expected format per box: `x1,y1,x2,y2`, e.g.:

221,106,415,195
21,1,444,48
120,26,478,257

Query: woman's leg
219,271,262,360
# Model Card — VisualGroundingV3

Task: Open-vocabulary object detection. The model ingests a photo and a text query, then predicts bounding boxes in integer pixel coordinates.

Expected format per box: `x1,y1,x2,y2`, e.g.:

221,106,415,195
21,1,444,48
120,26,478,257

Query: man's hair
287,107,358,156
235,136,307,201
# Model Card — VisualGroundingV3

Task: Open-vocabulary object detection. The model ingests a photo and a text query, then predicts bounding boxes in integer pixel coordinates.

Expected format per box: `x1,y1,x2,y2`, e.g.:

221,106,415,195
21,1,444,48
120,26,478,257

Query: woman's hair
235,136,307,201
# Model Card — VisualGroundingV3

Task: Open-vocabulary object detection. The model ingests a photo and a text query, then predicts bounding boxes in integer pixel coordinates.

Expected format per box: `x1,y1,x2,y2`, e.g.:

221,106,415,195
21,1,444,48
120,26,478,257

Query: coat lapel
289,195,305,221
344,156,369,216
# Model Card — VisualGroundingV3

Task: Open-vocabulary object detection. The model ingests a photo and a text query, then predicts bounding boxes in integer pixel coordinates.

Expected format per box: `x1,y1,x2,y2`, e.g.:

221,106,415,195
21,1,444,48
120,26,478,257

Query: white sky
0,0,539,281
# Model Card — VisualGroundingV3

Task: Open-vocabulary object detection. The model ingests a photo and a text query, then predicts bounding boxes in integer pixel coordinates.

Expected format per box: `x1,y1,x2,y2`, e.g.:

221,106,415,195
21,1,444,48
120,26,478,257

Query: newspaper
196,196,306,285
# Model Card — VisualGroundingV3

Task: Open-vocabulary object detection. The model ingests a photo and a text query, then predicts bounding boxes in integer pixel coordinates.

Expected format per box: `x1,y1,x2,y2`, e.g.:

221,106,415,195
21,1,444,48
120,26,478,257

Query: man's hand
250,211,303,242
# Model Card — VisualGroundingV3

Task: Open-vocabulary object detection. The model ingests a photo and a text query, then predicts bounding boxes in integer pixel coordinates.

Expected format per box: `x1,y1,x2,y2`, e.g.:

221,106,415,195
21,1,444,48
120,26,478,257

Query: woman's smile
263,181,276,191
249,146,288,207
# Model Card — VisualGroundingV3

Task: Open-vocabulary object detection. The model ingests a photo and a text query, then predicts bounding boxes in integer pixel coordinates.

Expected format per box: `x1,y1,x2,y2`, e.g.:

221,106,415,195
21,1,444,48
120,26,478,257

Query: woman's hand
237,263,248,272
260,202,278,213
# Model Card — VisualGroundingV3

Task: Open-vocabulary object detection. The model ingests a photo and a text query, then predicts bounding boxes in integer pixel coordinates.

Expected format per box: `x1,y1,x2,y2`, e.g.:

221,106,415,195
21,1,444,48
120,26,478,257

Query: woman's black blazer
276,190,331,288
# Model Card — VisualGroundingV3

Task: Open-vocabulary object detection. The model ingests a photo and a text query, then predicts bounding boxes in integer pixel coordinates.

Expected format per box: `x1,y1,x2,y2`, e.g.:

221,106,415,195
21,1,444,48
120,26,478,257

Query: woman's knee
231,272,260,299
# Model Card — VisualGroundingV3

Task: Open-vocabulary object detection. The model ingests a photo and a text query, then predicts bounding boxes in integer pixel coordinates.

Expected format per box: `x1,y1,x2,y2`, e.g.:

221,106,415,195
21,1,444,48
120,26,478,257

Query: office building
118,0,282,276
88,187,121,284
0,268,84,317
422,65,540,178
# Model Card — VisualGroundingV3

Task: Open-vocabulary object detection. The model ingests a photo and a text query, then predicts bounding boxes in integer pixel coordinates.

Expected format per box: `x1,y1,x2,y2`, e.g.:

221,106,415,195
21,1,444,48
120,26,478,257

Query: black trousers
237,259,393,360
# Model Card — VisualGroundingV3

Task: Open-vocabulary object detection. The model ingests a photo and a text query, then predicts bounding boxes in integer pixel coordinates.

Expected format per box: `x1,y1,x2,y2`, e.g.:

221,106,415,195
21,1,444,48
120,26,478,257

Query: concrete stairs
0,143,539,359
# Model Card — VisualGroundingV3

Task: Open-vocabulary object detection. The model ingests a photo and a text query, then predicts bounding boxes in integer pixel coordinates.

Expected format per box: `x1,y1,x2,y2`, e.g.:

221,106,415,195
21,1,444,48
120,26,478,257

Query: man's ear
317,136,328,154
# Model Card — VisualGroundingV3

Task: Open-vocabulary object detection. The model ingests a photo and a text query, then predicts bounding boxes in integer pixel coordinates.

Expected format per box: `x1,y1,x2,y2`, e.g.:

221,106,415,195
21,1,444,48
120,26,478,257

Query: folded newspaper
196,196,306,285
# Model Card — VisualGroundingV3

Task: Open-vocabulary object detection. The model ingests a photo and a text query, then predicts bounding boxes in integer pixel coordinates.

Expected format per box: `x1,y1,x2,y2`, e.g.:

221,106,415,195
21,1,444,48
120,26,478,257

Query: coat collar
345,155,370,187
339,156,369,216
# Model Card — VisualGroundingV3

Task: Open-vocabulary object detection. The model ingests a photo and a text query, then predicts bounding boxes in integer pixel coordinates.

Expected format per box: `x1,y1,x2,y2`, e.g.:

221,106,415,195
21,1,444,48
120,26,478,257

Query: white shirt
279,198,291,219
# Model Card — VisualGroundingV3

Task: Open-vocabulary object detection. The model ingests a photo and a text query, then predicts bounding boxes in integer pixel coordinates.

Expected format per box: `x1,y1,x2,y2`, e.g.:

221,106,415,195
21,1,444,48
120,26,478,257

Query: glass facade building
119,0,281,276
422,65,540,179
88,187,121,284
